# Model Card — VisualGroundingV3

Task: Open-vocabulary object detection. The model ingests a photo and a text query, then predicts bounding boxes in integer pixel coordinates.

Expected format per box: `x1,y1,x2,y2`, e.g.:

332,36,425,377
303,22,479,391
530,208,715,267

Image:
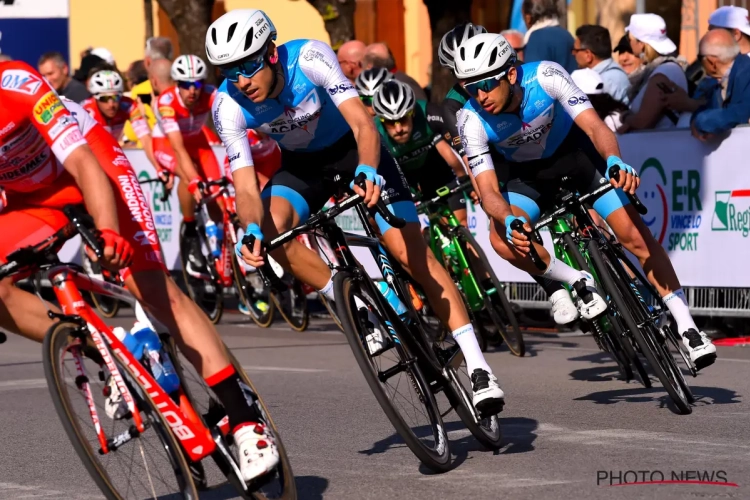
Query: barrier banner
59,127,750,287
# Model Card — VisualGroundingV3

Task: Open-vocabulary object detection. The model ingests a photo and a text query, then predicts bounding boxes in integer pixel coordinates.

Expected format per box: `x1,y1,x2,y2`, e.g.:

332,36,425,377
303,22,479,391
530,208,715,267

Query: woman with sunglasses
454,33,717,368
207,9,505,417
154,54,223,278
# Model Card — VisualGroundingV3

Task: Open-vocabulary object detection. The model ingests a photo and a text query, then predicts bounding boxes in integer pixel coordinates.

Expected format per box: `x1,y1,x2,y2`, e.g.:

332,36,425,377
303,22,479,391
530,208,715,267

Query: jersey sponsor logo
0,122,15,137
33,91,64,124
293,83,307,95
160,92,174,105
0,150,48,181
253,103,272,114
507,122,553,146
327,82,354,96
48,115,76,140
568,95,588,106
133,230,159,246
118,174,156,229
541,65,572,84
58,127,84,152
112,154,130,167
302,48,334,69
453,136,461,146
159,106,176,118
412,130,422,141
227,152,240,163
1,69,42,95
534,99,546,110
496,121,512,131
427,114,443,123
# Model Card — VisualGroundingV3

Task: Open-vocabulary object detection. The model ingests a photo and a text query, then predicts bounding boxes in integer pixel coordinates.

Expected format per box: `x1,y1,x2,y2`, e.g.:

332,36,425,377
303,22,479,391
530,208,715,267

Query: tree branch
307,0,356,50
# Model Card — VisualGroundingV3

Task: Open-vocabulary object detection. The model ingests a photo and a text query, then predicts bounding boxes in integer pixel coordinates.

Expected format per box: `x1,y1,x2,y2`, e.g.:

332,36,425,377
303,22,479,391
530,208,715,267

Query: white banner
0,0,69,18
59,127,750,287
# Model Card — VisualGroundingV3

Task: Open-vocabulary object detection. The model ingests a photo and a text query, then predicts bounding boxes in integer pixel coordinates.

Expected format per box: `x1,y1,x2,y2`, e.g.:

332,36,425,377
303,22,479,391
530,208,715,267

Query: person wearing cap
573,25,631,104
613,34,644,76
90,47,116,67
709,6,750,56
619,13,689,131
571,68,628,131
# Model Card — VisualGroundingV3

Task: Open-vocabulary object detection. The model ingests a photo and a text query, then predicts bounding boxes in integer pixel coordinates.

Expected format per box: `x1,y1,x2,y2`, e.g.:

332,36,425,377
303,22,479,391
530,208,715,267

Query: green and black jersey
441,82,470,157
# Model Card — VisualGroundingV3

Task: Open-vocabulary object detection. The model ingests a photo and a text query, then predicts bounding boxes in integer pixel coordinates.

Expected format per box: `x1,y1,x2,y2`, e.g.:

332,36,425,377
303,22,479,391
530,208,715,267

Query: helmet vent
243,28,255,51
211,27,217,45
473,43,484,59
488,47,498,68
227,22,238,42
459,47,465,60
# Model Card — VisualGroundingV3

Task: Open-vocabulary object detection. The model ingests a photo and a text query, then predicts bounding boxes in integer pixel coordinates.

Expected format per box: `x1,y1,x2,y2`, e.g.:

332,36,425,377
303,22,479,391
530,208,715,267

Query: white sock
543,256,586,286
452,324,491,374
662,289,697,334
318,272,336,302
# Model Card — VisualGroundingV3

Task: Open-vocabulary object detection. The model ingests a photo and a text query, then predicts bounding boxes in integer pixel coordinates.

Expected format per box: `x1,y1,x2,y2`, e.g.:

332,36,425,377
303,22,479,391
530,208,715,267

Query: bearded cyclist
207,9,505,416
371,80,472,225
154,54,221,278
453,33,716,369
0,61,274,481
438,23,579,326
354,67,393,117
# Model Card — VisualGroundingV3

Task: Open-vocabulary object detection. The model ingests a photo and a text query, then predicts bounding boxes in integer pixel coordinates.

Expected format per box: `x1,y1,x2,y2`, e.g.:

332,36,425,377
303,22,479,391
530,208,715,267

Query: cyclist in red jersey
154,54,221,276
0,62,266,469
80,69,158,170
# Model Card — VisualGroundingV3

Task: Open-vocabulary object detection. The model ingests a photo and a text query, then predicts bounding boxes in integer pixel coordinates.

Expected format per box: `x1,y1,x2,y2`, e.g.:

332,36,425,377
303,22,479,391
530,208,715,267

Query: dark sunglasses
464,73,506,97
360,95,373,106
379,109,414,126
177,80,205,90
96,94,121,103
219,53,266,82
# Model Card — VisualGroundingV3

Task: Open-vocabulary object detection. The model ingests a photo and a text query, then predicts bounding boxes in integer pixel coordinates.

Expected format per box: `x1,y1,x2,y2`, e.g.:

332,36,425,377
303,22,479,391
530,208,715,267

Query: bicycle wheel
456,227,524,356
80,248,121,318
163,338,297,499
588,241,692,414
179,224,223,324
43,322,198,499
231,250,275,328
271,278,309,332
318,293,344,331
334,271,451,472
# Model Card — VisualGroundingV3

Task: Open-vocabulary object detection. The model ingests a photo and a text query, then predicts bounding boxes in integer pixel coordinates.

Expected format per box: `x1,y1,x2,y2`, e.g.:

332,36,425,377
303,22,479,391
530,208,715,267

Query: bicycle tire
231,250,275,328
588,241,692,414
456,227,524,356
43,322,199,499
318,293,344,331
271,279,309,332
179,225,223,324
80,248,121,318
334,271,451,472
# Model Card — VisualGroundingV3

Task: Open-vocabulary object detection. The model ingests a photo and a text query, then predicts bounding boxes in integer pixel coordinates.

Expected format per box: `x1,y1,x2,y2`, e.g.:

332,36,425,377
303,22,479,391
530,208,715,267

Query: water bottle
205,220,222,258
376,281,409,321
116,323,181,394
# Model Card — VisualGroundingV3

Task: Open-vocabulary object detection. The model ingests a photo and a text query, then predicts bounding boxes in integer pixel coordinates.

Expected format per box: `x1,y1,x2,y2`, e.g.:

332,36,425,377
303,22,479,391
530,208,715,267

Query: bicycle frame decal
71,346,108,453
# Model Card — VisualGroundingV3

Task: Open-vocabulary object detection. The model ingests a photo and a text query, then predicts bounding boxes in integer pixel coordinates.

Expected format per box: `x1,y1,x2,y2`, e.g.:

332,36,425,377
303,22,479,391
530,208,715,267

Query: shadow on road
574,385,741,410
295,475,330,500
569,365,632,383
519,338,580,357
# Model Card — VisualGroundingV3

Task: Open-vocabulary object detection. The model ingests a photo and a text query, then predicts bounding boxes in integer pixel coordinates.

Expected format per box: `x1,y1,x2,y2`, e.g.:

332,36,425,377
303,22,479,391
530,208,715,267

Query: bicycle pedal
476,399,504,419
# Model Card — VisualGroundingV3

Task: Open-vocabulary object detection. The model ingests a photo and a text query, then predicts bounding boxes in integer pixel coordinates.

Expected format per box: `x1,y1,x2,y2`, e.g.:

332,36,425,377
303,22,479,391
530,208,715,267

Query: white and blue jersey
457,61,593,178
213,39,359,173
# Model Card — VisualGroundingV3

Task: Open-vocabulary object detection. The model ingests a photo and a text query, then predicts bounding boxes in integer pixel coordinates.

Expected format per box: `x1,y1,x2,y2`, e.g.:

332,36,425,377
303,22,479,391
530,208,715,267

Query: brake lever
608,166,648,215
510,219,546,271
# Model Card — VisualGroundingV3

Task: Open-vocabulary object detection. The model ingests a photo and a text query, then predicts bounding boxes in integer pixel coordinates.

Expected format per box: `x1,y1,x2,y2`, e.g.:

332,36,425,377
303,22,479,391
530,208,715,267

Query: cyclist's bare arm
63,145,119,232
165,130,200,181
233,166,264,230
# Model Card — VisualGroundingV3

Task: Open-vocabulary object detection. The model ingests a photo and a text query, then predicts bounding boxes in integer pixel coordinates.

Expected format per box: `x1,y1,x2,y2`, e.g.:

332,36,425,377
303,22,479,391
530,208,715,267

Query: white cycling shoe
574,272,608,320
234,422,280,482
471,369,505,416
549,289,579,325
681,329,717,370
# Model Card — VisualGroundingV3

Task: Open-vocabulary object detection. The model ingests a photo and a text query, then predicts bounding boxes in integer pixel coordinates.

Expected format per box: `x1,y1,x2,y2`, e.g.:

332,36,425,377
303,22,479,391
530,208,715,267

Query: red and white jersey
0,61,87,193
80,95,150,141
154,85,216,139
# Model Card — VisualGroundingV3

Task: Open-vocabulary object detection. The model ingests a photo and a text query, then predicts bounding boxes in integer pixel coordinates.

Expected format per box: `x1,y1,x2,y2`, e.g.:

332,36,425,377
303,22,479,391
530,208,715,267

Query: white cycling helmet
171,55,208,82
355,67,393,97
438,23,487,69
205,9,277,65
453,33,516,83
87,70,124,95
372,80,416,121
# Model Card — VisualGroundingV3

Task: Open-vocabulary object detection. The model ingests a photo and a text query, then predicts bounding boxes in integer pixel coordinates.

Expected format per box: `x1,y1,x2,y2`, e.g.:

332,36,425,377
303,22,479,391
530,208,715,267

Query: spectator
574,25,630,104
500,29,525,61
521,0,577,73
337,40,366,82
73,52,106,84
125,60,149,91
38,51,90,102
91,47,116,67
149,58,174,96
708,6,750,56
144,37,173,71
613,34,644,75
662,30,750,140
571,68,628,131
363,42,428,100
619,14,688,131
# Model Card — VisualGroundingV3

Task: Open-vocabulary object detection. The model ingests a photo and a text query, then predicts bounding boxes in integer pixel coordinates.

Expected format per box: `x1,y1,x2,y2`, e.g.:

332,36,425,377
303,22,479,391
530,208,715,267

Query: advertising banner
0,0,69,66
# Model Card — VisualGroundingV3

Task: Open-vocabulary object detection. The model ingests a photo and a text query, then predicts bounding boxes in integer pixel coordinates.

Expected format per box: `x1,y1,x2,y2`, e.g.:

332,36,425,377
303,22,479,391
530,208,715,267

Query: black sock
183,220,198,237
533,275,564,297
206,365,262,432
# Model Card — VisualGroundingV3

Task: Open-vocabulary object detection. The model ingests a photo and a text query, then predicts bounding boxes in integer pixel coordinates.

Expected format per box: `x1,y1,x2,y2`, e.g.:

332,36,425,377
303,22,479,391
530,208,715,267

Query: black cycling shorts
405,148,466,212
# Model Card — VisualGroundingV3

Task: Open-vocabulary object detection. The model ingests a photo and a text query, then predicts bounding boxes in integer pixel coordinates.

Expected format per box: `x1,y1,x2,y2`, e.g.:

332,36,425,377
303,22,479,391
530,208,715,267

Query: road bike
518,167,697,414
1,205,296,499
297,231,343,331
245,175,503,472
415,180,524,356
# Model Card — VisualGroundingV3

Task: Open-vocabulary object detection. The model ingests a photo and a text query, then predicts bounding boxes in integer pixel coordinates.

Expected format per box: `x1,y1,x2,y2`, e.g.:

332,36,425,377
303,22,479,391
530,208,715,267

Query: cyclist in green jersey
437,22,580,326
372,80,472,225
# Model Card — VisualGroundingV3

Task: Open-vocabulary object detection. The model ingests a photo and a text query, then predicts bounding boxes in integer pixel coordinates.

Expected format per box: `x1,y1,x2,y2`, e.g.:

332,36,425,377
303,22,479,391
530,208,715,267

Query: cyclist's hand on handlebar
469,190,480,205
187,177,205,202
505,215,532,253
350,165,385,208
158,169,175,190
606,156,640,195
236,223,265,268
86,229,134,271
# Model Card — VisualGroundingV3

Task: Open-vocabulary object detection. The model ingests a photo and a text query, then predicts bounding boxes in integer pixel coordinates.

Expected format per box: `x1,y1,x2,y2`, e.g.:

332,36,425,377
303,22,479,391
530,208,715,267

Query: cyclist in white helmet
354,67,393,116
207,10,506,464
454,33,717,368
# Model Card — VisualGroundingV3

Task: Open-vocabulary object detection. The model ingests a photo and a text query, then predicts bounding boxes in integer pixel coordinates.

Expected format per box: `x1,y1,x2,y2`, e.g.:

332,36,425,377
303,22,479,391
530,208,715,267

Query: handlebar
509,219,547,271
413,179,474,210
607,166,647,215
197,178,233,207
138,176,171,203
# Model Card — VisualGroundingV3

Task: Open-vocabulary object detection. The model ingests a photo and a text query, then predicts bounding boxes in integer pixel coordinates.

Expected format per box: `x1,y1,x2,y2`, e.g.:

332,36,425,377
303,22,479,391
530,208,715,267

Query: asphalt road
0,310,748,500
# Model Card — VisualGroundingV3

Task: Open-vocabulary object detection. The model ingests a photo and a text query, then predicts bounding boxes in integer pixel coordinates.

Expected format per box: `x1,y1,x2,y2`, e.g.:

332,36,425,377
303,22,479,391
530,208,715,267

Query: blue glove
606,156,637,180
235,223,264,260
350,164,386,191
504,215,527,244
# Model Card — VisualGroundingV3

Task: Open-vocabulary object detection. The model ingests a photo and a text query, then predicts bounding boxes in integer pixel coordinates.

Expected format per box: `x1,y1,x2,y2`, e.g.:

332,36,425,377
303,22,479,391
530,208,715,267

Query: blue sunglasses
219,54,266,82
177,80,205,90
464,72,507,97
